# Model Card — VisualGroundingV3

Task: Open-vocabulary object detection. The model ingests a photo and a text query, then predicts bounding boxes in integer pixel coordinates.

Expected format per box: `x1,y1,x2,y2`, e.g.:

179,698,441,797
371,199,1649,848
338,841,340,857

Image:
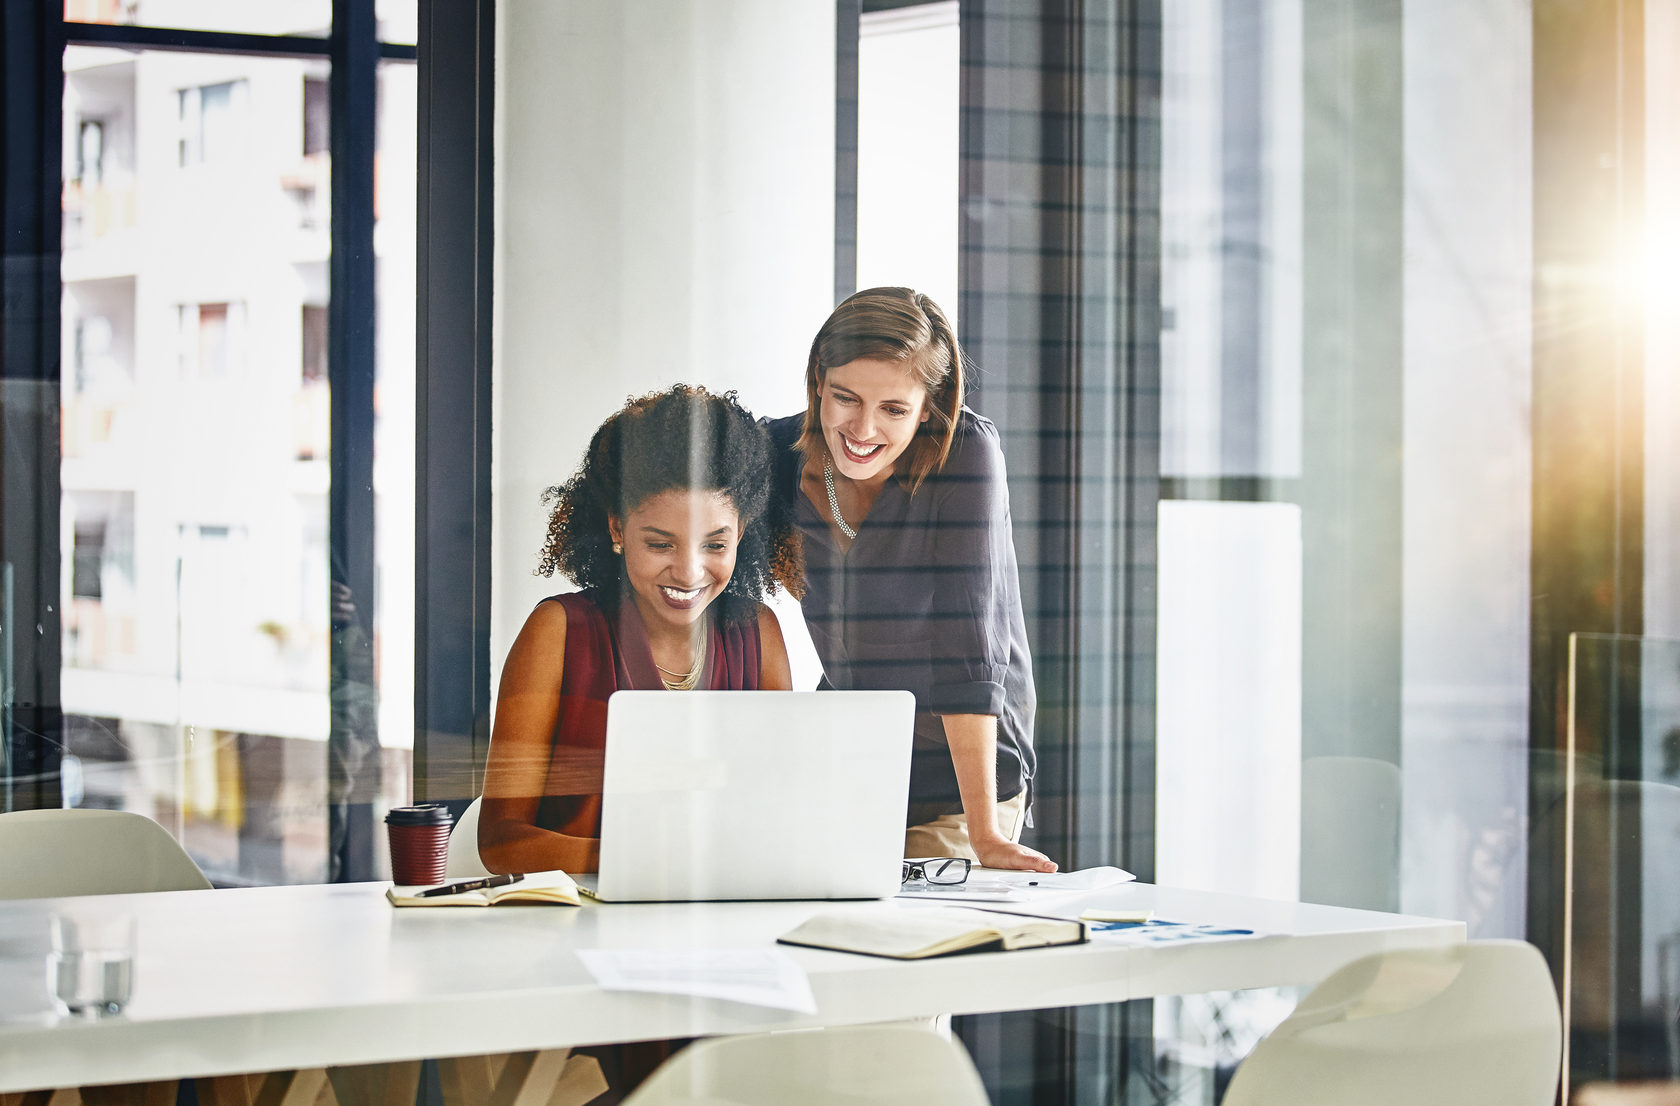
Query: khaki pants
903,791,1027,860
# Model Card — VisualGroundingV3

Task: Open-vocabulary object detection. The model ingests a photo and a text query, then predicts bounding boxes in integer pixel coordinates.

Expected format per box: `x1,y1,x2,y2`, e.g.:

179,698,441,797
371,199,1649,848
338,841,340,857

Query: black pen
416,873,522,898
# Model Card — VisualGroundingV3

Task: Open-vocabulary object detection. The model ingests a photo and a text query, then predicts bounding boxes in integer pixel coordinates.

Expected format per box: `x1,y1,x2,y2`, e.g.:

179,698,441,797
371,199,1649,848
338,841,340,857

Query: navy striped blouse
767,409,1036,813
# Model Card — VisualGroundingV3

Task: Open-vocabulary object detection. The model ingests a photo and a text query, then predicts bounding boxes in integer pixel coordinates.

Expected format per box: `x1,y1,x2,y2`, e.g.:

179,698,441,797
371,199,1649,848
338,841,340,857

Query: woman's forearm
942,713,1003,844
940,712,1057,872
478,818,600,875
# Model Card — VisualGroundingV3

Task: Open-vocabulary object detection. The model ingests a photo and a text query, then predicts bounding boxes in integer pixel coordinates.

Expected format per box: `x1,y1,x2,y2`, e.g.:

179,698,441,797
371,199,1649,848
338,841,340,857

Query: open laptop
575,689,914,902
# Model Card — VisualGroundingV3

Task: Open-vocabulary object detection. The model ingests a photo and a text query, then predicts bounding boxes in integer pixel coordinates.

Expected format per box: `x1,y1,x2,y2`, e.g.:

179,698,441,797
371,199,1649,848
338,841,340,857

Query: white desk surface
0,880,1464,1092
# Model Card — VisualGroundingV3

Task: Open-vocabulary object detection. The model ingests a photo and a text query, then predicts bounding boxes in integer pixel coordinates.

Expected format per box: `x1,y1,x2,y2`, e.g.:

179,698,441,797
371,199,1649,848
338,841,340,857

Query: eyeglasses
901,857,972,886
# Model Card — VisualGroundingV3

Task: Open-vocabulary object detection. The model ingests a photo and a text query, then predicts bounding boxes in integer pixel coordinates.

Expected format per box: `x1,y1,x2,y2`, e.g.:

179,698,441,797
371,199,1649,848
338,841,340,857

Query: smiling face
608,488,741,637
819,357,931,484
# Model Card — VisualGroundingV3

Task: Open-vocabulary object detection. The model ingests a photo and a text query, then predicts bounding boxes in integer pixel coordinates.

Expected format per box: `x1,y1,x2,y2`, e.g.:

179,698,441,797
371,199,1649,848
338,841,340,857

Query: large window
855,1,959,319
2,1,420,887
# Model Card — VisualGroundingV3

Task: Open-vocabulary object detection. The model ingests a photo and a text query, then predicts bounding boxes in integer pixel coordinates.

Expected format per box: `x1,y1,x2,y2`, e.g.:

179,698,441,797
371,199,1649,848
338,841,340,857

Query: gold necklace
654,632,708,692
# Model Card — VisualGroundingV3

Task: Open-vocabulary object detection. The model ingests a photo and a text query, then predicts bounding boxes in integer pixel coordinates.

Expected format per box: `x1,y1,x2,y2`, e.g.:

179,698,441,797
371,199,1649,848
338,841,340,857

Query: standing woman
767,287,1055,872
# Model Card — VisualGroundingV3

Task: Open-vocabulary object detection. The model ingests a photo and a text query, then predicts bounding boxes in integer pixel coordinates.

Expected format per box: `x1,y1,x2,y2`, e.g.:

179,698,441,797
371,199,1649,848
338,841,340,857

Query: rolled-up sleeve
926,421,1016,717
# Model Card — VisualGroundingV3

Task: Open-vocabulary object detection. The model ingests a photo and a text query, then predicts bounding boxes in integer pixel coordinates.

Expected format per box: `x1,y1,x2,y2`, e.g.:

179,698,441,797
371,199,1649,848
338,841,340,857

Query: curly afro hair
537,384,803,623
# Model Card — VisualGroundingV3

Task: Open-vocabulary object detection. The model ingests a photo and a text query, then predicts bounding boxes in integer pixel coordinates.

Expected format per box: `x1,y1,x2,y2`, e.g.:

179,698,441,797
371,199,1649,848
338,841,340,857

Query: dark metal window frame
1,4,67,812
63,20,416,60
413,0,495,806
834,0,860,303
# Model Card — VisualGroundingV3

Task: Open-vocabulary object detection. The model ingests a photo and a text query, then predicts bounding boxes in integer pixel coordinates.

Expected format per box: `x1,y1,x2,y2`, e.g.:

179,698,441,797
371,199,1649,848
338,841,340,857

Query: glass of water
48,913,135,1017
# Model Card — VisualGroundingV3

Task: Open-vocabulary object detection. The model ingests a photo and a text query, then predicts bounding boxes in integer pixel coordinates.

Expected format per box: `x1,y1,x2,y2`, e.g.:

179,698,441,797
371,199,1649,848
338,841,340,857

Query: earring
611,541,623,554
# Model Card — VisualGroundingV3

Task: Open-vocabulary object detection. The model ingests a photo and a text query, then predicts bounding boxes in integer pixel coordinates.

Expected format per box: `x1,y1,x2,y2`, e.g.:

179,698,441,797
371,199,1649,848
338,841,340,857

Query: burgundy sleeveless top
533,592,763,843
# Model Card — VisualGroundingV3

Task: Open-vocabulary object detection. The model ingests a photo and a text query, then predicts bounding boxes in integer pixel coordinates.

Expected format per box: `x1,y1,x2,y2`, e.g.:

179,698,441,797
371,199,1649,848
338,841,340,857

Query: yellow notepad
386,869,581,908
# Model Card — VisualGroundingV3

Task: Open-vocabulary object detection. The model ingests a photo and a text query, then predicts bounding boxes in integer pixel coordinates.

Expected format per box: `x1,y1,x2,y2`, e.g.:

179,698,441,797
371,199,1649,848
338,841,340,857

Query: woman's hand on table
973,836,1058,873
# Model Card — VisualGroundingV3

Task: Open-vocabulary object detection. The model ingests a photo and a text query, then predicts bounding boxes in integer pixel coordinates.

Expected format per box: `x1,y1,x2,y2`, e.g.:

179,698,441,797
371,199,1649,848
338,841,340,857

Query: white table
0,880,1463,1093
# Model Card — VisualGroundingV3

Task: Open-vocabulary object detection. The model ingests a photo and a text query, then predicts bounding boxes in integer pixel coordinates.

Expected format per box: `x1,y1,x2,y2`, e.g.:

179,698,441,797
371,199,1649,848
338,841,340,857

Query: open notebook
779,904,1088,959
387,870,581,907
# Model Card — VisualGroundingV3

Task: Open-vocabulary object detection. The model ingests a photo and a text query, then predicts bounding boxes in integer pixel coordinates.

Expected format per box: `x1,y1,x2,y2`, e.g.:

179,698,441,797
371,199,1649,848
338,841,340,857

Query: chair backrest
622,1025,990,1106
1223,940,1562,1106
445,796,492,878
0,809,212,899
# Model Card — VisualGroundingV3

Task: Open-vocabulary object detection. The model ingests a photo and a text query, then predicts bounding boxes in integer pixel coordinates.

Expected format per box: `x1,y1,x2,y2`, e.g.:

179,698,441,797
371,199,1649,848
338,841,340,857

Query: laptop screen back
594,690,915,901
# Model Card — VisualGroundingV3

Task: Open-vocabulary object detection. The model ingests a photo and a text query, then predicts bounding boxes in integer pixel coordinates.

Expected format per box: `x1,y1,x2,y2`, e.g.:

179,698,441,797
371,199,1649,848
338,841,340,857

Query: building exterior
56,2,415,885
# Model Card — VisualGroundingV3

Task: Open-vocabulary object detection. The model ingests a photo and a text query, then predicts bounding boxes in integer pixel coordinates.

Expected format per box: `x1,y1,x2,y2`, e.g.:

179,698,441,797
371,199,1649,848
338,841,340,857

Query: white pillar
494,1,835,690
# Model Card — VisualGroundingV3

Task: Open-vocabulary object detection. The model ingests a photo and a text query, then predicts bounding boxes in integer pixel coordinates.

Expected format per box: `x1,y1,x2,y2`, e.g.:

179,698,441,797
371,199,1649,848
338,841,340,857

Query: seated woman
479,385,802,875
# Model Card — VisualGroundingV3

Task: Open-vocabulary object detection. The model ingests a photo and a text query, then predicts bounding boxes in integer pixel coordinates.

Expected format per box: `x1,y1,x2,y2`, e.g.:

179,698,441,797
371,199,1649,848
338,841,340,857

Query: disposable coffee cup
385,805,453,886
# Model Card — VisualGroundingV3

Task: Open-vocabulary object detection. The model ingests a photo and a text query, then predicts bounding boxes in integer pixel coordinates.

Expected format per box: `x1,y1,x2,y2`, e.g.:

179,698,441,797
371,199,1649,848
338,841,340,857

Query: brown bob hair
796,287,966,494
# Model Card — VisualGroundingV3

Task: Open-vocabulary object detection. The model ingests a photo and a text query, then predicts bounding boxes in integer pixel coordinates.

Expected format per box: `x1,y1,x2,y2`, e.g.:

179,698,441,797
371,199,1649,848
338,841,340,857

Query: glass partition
7,0,1680,1100
480,1,1678,1101
1563,634,1680,1094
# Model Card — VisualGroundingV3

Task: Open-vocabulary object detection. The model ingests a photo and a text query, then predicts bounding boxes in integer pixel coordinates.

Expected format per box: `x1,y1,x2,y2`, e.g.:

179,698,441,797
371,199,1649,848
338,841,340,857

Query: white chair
0,810,214,1105
0,809,212,899
1222,940,1562,1106
445,796,492,878
622,1025,990,1106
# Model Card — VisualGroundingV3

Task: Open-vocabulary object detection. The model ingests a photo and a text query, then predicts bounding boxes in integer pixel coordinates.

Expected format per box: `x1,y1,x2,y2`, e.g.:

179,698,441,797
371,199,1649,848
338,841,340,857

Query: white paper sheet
896,864,1136,905
576,948,818,1014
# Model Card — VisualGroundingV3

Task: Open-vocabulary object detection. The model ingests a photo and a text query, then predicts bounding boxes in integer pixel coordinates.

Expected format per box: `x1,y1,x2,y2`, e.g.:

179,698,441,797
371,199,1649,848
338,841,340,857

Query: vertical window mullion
414,0,495,806
834,0,860,303
0,2,67,812
328,0,380,879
